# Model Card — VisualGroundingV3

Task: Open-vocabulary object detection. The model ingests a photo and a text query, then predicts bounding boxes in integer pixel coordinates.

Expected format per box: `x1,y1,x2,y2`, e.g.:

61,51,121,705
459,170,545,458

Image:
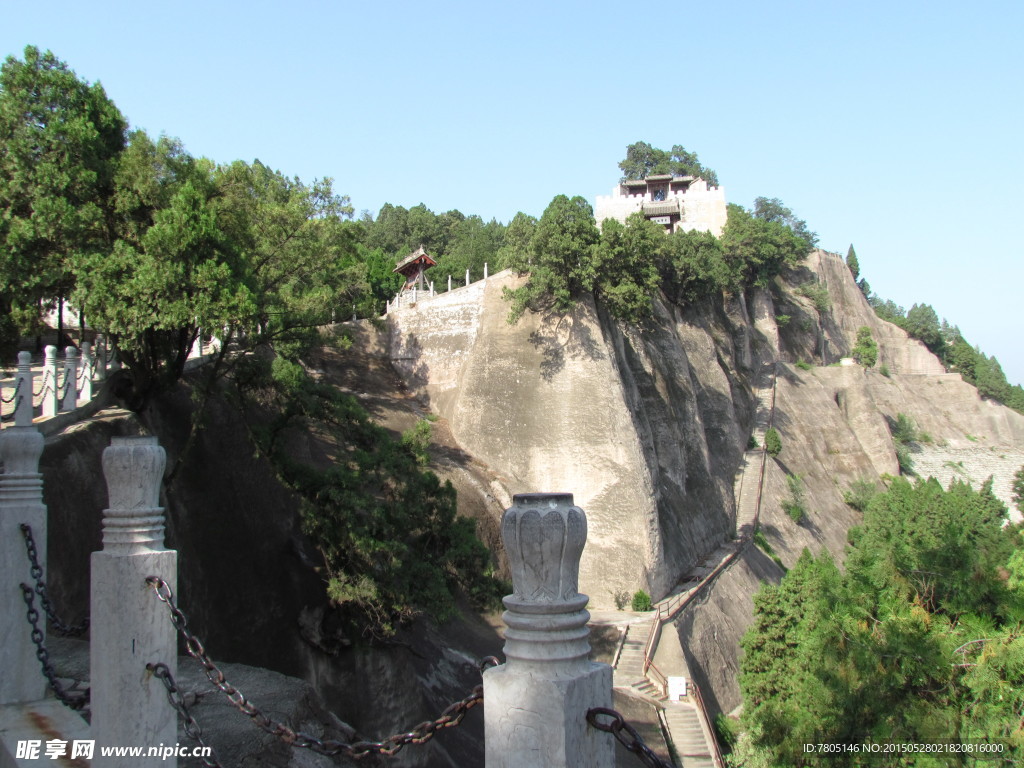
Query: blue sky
4,0,1022,385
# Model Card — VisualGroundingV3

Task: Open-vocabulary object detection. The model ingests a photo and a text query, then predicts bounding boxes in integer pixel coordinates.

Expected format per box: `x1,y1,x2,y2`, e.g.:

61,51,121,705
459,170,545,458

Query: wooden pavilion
393,245,437,291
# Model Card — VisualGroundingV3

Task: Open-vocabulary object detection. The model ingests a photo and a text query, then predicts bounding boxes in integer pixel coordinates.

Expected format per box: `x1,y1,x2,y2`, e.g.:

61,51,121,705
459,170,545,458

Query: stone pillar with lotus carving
484,493,614,768
91,437,177,766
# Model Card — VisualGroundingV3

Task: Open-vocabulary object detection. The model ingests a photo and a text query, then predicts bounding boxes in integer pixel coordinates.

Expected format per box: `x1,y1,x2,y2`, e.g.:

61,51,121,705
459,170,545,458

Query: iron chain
0,377,20,404
57,368,71,400
19,583,89,710
147,576,499,759
148,663,222,768
587,707,676,768
33,369,50,398
20,524,89,636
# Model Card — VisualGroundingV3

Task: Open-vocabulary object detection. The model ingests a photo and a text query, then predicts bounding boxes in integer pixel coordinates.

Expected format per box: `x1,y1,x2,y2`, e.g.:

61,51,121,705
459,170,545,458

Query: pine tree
846,244,860,280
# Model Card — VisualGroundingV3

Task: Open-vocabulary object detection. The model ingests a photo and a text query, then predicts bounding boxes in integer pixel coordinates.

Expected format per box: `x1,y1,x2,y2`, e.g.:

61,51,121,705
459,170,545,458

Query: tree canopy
0,45,126,352
618,141,719,186
737,477,1024,765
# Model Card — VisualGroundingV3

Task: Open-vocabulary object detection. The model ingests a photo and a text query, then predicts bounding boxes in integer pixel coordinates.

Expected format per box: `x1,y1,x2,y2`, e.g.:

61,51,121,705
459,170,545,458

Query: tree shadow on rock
528,310,603,382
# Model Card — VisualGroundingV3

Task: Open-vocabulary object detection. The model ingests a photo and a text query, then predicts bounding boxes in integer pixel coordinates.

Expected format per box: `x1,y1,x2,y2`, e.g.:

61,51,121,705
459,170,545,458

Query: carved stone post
484,493,613,768
60,346,79,412
465,269,470,287
448,275,452,292
108,341,121,373
42,345,58,418
0,421,46,705
91,437,177,766
79,342,93,403
484,262,489,281
15,351,34,427
94,335,108,381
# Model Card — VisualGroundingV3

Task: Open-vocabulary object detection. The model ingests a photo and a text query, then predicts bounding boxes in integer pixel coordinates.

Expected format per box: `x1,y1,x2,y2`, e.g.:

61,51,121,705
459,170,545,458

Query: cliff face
386,251,1024,715
669,252,1024,717
387,273,773,606
31,246,1024,756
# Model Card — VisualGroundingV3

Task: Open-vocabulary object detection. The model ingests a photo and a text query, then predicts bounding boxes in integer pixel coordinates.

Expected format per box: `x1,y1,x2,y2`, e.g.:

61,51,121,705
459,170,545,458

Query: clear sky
4,0,1022,384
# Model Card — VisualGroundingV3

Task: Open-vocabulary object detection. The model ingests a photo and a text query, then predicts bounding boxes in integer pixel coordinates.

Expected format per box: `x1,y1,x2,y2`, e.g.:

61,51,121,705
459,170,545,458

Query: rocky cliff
28,247,1024,762
385,250,1024,718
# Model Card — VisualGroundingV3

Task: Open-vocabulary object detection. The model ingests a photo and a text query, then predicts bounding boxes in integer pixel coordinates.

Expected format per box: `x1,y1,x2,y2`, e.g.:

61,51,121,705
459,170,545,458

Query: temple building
393,245,436,291
594,174,727,237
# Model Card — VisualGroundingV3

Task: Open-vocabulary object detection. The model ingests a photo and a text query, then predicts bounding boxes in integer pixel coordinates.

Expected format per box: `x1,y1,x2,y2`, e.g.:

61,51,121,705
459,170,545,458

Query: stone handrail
1,341,115,428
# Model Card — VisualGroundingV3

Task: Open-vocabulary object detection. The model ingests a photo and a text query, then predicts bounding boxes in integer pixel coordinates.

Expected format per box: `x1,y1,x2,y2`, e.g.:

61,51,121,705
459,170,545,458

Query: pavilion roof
393,245,437,274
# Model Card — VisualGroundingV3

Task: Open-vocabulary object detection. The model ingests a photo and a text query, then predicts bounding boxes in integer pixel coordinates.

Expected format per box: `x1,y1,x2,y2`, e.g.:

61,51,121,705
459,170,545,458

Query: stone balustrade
386,262,491,315
1,424,617,767
0,339,117,428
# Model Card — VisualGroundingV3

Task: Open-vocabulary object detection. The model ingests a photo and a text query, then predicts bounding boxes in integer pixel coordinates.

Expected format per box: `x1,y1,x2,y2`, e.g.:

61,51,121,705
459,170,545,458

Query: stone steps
664,702,715,768
613,628,650,689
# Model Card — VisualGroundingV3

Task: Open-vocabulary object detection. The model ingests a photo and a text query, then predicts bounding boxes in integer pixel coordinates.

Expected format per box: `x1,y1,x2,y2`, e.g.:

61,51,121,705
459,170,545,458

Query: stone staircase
612,624,650,691
664,703,716,768
734,369,776,538
612,623,723,767
734,450,761,538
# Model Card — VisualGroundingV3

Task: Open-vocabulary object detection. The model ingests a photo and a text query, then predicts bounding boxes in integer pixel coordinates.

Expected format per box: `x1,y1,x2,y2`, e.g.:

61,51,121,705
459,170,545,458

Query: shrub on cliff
235,354,505,637
852,326,878,367
631,590,653,612
764,427,782,457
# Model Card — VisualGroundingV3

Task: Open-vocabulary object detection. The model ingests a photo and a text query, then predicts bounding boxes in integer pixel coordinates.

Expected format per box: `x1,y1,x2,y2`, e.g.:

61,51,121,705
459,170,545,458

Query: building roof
642,200,682,216
622,174,697,188
393,245,437,274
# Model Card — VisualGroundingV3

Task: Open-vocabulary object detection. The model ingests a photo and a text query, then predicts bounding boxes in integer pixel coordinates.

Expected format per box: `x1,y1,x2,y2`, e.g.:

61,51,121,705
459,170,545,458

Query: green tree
905,303,943,356
494,211,537,271
1013,466,1024,513
591,213,663,322
660,227,731,304
618,141,719,186
764,427,782,456
73,131,252,408
845,244,859,280
436,214,504,284
720,203,811,288
503,195,599,322
852,326,878,367
214,158,361,337
740,479,1024,766
0,46,127,351
364,202,410,256
751,197,818,249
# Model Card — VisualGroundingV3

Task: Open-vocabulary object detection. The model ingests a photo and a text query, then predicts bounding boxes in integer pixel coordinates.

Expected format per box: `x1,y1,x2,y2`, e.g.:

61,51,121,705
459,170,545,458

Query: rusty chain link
33,369,50,398
147,576,499,759
148,663,222,768
20,524,90,636
0,377,20,404
19,583,89,710
587,707,676,768
57,367,72,400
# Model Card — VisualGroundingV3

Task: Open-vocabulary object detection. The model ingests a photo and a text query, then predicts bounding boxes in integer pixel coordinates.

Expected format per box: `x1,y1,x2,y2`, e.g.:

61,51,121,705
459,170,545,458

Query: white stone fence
0,340,119,429
1,427,632,767
386,263,491,315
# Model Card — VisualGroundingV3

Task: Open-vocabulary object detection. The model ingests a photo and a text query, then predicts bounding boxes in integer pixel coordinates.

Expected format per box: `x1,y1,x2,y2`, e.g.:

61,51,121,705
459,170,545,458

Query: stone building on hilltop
594,174,727,237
